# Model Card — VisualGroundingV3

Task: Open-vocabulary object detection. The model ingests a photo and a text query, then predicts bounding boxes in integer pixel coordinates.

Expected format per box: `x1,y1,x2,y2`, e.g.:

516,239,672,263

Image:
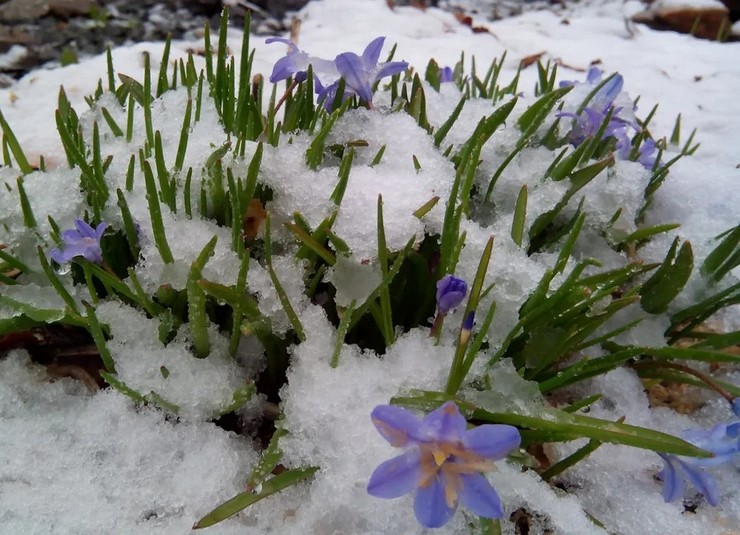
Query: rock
48,0,99,19
0,0,50,23
632,1,732,40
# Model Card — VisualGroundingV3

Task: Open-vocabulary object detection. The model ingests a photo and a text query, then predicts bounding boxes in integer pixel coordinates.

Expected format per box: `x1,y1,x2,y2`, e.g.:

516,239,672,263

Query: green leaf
640,238,693,313
702,224,740,282
193,467,319,529
265,214,305,341
446,236,494,394
392,392,712,457
511,185,527,246
517,85,571,132
331,300,356,368
187,236,218,358
245,428,287,492
83,302,116,373
218,382,256,416
0,108,33,174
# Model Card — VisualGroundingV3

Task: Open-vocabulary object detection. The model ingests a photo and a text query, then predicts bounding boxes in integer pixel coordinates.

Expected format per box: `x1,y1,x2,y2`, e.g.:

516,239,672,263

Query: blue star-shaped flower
367,401,520,528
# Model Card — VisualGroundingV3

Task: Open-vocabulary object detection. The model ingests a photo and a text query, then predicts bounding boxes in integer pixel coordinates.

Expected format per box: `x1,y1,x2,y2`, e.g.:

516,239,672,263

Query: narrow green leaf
265,214,305,341
377,195,395,347
187,236,218,358
193,467,319,529
245,428,287,492
0,108,32,174
331,300,356,368
142,160,174,263
83,302,116,373
641,238,693,313
511,185,527,246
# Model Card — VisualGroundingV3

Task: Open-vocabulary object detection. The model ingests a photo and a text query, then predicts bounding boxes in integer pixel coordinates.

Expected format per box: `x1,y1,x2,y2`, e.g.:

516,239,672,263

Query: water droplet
55,264,71,276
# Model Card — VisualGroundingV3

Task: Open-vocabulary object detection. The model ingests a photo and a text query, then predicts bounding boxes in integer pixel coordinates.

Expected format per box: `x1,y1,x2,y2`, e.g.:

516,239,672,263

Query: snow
0,0,739,534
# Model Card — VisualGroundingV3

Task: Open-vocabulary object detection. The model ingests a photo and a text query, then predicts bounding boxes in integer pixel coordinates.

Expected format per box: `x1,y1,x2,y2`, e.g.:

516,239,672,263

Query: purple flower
637,138,658,170
439,66,454,83
318,37,408,108
367,401,520,528
616,133,659,170
266,37,337,85
560,67,622,113
50,219,107,264
658,453,720,506
657,409,739,506
558,68,642,150
436,274,467,315
268,37,407,110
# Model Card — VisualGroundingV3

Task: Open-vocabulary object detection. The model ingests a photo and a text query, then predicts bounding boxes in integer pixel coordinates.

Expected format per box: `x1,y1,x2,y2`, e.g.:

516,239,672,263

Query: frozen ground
0,0,738,534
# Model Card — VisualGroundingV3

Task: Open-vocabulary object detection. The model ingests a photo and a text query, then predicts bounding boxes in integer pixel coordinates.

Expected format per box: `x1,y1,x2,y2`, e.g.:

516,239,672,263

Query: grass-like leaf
193,467,319,529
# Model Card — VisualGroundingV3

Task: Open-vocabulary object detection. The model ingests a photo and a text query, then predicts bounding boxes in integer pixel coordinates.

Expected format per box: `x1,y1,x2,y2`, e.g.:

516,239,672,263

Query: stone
632,1,732,40
0,0,50,23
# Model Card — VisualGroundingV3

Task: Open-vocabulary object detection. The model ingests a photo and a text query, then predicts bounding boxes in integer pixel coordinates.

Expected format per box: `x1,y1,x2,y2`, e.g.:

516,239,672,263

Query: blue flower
637,138,658,169
267,36,407,110
367,401,520,528
439,66,454,83
436,275,467,315
50,219,107,265
558,68,640,149
266,37,337,85
320,37,408,107
658,453,721,506
616,133,659,170
657,409,740,506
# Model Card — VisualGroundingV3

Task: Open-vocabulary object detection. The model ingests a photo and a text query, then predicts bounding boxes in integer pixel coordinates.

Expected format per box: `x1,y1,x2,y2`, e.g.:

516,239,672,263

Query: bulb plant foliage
0,9,739,533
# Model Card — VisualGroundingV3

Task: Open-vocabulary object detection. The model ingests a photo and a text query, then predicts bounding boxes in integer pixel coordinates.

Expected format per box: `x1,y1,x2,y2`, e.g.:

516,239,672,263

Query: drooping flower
367,401,520,528
657,405,740,506
436,275,468,315
50,219,107,265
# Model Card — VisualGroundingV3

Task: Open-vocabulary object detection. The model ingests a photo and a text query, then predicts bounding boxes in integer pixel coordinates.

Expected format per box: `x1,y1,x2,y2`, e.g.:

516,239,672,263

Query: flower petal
675,457,720,506
335,52,373,102
371,405,422,447
463,424,521,461
658,454,684,503
270,54,304,83
367,448,422,499
414,473,457,528
362,36,385,66
94,222,108,240
74,219,96,238
437,291,465,314
418,401,467,443
586,66,602,84
61,229,83,241
265,37,299,52
459,473,504,519
593,74,623,112
372,61,408,83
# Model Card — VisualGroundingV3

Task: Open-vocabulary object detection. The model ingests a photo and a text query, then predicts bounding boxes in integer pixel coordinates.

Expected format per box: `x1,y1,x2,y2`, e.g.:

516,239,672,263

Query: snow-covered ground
0,0,738,534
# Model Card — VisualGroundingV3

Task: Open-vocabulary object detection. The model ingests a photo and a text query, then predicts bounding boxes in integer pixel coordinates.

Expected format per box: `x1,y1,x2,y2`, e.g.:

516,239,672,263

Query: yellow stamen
433,450,449,466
